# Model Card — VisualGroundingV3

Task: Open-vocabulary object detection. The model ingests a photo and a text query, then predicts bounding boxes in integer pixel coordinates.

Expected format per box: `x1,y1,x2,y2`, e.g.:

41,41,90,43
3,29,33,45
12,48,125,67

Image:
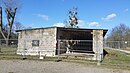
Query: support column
93,30,103,61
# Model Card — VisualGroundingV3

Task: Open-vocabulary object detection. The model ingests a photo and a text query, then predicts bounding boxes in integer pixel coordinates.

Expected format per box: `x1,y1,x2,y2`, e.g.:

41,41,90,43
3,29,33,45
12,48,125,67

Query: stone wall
93,30,103,60
17,27,106,59
17,27,57,56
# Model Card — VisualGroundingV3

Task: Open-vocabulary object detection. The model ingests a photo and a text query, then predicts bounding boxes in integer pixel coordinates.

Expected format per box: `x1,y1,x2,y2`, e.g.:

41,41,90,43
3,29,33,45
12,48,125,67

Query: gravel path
0,60,129,73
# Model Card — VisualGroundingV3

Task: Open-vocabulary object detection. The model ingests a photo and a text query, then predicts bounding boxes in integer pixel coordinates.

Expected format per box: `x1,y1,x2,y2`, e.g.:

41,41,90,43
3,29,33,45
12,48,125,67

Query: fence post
0,39,1,52
0,39,1,45
0,48,1,52
104,40,106,48
22,49,27,60
56,39,61,62
58,40,60,60
118,41,120,49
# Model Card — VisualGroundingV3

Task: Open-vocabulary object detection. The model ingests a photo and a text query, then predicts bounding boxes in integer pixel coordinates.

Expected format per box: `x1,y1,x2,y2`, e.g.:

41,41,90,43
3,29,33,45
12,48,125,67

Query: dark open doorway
56,28,94,54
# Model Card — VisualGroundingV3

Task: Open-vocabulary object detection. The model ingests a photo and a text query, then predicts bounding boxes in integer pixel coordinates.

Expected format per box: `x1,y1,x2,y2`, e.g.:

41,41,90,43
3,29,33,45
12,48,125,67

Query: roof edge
16,26,108,32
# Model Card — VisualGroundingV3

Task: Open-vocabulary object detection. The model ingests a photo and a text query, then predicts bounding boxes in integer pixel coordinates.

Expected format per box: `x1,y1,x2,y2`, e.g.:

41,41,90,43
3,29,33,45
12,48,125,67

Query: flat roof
16,27,108,37
16,26,108,32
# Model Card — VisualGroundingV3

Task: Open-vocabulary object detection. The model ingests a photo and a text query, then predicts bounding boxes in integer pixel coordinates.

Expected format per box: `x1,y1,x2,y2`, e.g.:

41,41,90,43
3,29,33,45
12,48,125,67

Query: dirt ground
0,60,129,73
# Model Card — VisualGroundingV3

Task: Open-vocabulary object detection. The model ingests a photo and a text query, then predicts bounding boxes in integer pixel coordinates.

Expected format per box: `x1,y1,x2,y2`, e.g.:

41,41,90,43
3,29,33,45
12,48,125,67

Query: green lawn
0,46,19,60
103,49,130,65
100,49,130,70
0,47,57,61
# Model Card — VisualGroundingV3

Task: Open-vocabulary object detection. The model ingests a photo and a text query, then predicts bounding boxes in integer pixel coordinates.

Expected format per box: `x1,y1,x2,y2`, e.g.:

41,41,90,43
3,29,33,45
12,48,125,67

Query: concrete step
60,52,96,60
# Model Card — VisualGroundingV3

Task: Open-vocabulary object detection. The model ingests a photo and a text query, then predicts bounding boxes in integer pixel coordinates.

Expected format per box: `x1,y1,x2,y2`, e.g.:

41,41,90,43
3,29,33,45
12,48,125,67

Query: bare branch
66,7,79,28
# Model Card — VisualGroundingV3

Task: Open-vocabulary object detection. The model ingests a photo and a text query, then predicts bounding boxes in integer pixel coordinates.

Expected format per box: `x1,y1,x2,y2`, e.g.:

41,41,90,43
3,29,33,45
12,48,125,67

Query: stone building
16,27,107,60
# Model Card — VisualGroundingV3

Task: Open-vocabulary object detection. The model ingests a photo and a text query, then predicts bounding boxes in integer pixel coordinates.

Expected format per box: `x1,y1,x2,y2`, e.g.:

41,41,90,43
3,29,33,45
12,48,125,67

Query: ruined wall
17,27,57,56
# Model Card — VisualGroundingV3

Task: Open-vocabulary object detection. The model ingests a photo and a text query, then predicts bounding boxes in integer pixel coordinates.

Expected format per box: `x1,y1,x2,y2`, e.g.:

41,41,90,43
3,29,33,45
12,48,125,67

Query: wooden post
58,40,60,60
56,40,62,62
0,7,2,31
0,39,1,45
0,48,1,53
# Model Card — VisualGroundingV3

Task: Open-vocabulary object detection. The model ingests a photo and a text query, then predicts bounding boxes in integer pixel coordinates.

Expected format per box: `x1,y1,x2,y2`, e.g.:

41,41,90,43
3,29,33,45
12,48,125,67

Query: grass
0,46,59,61
0,47,130,70
0,46,19,60
102,49,130,65
101,49,130,70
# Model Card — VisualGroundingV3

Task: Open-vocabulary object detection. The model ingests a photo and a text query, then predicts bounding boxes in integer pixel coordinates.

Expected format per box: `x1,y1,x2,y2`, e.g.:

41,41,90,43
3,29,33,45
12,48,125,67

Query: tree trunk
6,27,11,46
5,39,9,46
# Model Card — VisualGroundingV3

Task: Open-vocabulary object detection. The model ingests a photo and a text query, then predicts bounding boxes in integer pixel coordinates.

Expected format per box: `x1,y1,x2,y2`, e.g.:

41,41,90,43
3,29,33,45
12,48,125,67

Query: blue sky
6,0,130,31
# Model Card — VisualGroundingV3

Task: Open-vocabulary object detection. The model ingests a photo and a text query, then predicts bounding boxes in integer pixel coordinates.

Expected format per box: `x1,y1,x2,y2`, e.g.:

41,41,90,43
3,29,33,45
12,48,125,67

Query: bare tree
65,7,78,28
0,0,20,46
64,7,79,53
106,24,130,48
14,22,25,30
